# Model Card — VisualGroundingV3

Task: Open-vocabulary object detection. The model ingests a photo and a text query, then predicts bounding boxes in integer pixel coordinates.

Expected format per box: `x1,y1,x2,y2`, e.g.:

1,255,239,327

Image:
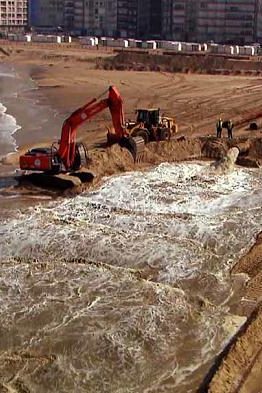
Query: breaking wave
0,102,20,157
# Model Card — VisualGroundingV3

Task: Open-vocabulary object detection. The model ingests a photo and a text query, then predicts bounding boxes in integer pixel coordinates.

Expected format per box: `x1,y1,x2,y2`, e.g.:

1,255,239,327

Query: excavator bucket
119,136,145,163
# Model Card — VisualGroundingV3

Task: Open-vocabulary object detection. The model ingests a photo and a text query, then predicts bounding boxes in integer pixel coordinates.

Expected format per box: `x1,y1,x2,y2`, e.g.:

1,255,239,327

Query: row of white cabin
79,36,258,56
5,33,258,56
7,34,72,43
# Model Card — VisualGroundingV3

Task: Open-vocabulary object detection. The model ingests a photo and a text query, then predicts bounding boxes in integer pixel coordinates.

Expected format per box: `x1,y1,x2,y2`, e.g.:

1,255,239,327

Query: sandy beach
1,42,262,392
3,42,262,155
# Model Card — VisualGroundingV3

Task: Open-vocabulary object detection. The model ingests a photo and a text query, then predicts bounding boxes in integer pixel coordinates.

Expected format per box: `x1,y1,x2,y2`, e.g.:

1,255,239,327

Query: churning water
0,68,21,157
1,162,262,392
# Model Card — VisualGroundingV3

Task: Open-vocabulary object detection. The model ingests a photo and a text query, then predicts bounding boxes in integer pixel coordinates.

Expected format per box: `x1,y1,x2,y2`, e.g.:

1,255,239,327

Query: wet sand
0,60,64,212
0,62,63,154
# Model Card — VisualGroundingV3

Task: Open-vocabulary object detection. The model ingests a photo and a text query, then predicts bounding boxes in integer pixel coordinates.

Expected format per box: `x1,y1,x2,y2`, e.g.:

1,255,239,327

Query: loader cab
136,108,160,128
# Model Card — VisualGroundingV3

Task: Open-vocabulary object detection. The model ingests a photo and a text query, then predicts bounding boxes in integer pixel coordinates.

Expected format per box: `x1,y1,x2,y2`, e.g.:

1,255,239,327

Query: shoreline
0,61,64,166
0,101,20,158
0,62,67,211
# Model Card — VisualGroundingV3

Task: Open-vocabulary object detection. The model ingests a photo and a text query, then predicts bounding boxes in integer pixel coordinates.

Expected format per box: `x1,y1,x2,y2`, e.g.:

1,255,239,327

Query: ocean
0,63,62,161
0,63,62,210
0,66,20,158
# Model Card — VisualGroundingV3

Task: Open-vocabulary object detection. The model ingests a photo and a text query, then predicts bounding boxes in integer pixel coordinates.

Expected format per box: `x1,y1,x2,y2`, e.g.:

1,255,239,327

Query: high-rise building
0,0,28,32
197,0,262,44
28,0,262,43
162,0,262,44
64,0,151,39
149,0,162,38
162,0,186,41
84,0,117,36
117,0,138,38
64,0,117,36
64,0,84,33
137,0,162,39
162,0,201,41
29,0,64,30
29,0,160,39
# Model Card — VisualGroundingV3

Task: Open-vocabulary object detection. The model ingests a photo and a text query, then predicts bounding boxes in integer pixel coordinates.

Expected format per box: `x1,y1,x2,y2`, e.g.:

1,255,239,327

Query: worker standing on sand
216,118,223,138
227,120,234,139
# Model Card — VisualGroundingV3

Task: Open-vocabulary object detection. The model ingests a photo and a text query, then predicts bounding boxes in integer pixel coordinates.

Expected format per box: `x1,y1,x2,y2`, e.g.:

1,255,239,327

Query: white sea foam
0,102,20,157
1,162,261,282
0,71,15,78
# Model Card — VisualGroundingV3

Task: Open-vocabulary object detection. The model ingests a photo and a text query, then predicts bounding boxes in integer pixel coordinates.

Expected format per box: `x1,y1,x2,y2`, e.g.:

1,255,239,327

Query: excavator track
119,136,145,163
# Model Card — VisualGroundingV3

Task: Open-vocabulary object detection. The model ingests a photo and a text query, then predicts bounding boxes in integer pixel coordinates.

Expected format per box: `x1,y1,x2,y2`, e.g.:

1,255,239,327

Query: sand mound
97,51,262,75
5,136,262,195
206,305,262,393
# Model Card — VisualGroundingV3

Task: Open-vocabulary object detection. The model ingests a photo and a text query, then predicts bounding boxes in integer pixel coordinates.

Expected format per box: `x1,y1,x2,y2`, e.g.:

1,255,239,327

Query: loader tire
132,128,150,144
157,128,171,141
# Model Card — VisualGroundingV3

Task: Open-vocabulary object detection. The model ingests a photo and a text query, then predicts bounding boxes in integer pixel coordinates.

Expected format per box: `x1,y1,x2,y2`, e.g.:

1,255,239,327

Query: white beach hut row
7,34,72,44
5,34,259,56
79,37,258,56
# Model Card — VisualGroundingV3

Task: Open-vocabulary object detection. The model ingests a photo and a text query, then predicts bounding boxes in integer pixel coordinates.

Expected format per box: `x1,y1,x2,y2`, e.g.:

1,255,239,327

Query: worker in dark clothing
216,118,223,138
227,120,234,139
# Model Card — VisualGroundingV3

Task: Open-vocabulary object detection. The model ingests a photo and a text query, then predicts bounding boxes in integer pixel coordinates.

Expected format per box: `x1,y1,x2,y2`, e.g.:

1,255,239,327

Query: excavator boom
58,98,108,170
58,86,127,169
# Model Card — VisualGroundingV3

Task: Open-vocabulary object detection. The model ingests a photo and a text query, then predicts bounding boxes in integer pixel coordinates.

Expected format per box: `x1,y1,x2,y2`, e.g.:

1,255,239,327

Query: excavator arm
58,86,126,170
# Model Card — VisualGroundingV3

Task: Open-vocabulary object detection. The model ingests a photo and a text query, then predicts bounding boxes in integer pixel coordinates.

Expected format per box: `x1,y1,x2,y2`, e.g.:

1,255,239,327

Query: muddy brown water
1,161,262,392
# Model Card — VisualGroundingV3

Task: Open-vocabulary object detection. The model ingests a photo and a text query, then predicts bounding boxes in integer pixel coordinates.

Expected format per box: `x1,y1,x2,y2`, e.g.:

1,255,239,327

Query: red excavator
19,86,145,173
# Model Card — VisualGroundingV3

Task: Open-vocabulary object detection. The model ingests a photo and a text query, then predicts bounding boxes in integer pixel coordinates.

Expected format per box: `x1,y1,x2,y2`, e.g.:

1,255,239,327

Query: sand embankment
98,50,262,75
204,241,262,393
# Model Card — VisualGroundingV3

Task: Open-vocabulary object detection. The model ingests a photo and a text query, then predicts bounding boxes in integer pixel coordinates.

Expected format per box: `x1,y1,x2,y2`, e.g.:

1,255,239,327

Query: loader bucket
119,136,145,163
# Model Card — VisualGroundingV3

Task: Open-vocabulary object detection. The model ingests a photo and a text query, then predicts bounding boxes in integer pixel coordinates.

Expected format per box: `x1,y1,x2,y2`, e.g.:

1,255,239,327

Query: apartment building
162,0,199,41
0,0,28,31
117,0,138,37
64,0,118,36
117,0,160,39
29,0,161,38
84,0,117,36
65,0,139,38
197,0,262,44
137,0,162,39
29,0,64,30
162,0,262,44
162,0,185,41
64,0,84,33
